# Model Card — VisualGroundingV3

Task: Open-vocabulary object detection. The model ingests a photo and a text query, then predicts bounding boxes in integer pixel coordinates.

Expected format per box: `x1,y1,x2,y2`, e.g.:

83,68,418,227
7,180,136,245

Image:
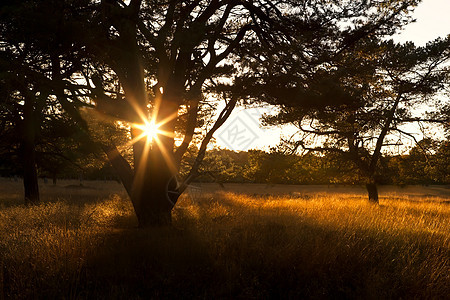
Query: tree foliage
263,36,450,202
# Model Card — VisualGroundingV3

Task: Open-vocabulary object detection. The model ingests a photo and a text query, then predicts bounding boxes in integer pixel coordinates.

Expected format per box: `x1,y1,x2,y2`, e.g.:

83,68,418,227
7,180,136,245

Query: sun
142,120,160,140
135,120,160,141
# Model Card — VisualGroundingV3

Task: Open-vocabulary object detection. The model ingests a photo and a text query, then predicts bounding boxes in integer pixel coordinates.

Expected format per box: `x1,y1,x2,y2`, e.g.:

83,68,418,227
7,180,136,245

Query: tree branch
178,96,238,193
101,143,134,195
369,94,402,171
174,97,200,166
391,127,432,167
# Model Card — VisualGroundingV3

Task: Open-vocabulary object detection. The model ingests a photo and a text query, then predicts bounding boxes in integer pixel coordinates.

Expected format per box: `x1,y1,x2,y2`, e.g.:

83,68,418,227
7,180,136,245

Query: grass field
0,178,449,298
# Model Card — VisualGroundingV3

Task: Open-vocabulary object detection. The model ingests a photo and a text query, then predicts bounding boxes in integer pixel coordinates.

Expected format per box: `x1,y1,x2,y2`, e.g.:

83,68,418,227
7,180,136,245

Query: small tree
265,38,450,202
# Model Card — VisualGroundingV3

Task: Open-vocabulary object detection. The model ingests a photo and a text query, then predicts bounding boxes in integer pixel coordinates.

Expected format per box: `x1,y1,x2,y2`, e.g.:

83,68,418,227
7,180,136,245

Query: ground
0,178,449,298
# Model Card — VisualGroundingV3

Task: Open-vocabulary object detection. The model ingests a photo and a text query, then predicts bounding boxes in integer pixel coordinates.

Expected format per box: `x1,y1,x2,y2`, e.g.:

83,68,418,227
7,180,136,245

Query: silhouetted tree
0,0,101,203
1,0,420,224
266,38,450,203
0,46,47,204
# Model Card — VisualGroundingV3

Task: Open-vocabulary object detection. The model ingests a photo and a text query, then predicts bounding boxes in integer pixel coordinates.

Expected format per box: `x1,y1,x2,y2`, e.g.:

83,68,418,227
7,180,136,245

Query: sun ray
154,111,178,128
154,129,175,138
123,96,182,181
126,131,148,147
154,135,178,175
133,120,161,141
136,134,152,171
128,104,178,145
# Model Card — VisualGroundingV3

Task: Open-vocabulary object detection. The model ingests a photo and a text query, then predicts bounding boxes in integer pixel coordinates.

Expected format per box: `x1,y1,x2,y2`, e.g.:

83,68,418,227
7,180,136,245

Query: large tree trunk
101,83,187,226
117,52,181,226
130,92,180,227
131,150,179,227
22,95,40,204
365,179,379,204
107,22,184,226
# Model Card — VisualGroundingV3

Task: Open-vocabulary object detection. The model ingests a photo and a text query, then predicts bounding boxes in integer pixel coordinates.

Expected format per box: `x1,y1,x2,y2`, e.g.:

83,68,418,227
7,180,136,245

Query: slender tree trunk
365,179,379,204
22,142,40,204
22,95,40,204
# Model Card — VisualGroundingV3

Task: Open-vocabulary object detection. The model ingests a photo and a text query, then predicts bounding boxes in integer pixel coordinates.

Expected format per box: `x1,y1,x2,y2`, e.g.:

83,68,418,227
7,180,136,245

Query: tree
0,0,91,203
0,45,50,204
2,0,420,224
265,38,450,203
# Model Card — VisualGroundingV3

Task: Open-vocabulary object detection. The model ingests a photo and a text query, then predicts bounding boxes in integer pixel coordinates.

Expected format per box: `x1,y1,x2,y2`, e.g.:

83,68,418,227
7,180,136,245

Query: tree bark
22,141,40,204
365,181,379,204
131,150,179,227
114,54,181,226
22,95,40,204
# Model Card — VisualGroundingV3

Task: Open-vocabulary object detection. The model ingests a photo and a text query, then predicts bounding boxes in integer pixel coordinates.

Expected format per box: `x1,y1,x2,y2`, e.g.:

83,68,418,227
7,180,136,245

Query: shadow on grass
74,220,448,299
81,226,219,299
1,192,448,299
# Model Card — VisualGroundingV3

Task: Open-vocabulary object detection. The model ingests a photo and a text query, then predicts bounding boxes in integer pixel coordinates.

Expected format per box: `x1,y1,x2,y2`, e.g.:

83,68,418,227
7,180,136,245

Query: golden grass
0,180,449,298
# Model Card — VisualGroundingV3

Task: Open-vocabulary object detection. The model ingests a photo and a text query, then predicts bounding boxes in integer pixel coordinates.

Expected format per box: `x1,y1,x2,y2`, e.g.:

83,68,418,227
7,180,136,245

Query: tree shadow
1,190,447,299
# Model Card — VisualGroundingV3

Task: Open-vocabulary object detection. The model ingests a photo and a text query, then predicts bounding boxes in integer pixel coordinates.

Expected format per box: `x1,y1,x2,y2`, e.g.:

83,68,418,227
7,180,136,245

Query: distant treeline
183,141,449,185
1,140,448,185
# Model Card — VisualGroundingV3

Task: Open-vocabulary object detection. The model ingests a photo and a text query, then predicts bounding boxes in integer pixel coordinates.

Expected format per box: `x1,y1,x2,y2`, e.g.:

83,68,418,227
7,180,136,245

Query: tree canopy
264,36,450,202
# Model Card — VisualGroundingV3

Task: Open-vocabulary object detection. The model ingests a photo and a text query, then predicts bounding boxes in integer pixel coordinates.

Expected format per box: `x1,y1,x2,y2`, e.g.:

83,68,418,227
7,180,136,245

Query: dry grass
0,179,449,298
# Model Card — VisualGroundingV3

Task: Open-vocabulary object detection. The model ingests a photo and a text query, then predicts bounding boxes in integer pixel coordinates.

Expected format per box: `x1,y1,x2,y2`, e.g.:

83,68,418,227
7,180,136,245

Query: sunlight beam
133,120,161,141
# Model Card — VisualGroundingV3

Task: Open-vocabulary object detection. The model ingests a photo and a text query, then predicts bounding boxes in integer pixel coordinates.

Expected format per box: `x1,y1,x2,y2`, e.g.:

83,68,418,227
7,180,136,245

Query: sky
393,0,450,46
213,0,450,152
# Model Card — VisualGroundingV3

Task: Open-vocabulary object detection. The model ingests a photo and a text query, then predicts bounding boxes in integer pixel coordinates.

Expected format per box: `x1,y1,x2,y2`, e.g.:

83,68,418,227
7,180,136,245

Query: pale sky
393,0,450,46
213,0,450,152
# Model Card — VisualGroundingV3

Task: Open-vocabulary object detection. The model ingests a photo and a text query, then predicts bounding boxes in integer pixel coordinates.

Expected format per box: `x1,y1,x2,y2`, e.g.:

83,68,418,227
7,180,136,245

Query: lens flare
127,103,179,180
134,120,160,141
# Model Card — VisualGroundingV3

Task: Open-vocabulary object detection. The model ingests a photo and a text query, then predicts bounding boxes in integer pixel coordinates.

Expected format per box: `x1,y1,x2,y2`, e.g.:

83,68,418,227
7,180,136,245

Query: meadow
0,178,449,299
